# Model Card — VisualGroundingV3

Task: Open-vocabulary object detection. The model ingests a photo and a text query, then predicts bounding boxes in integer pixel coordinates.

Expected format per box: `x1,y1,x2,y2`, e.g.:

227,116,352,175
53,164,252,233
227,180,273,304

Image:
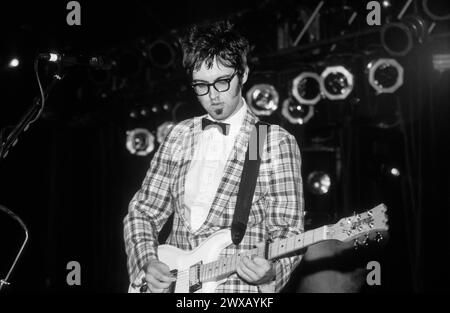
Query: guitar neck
199,226,328,283
267,226,328,260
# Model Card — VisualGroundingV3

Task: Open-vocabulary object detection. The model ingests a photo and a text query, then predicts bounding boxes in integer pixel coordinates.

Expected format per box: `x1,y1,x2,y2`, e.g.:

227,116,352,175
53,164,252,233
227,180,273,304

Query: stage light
292,72,322,105
146,39,176,69
422,0,450,21
126,128,155,156
433,54,450,72
246,84,279,116
320,66,354,100
140,107,150,117
157,121,175,144
367,58,404,94
8,58,19,68
390,167,400,177
129,109,138,119
306,171,331,195
381,15,427,56
281,97,314,125
382,0,391,8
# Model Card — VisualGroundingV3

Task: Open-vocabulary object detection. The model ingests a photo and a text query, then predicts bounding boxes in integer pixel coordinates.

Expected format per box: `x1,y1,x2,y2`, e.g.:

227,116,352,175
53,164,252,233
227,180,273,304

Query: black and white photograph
0,0,449,300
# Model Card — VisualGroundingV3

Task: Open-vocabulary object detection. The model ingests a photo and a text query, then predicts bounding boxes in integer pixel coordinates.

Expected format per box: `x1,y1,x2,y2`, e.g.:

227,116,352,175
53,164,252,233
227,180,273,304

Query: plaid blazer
124,107,304,293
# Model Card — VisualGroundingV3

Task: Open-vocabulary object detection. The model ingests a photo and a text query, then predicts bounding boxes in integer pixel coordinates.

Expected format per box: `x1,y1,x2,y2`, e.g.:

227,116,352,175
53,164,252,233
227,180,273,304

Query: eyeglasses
191,71,237,96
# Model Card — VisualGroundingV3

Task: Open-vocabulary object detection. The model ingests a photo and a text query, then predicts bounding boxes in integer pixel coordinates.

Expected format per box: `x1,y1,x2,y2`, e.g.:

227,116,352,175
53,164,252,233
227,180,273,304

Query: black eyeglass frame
191,71,238,96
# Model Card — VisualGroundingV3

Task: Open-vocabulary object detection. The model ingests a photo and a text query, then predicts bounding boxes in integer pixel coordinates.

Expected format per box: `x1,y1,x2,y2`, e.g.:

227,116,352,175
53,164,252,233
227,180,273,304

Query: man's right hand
143,259,176,293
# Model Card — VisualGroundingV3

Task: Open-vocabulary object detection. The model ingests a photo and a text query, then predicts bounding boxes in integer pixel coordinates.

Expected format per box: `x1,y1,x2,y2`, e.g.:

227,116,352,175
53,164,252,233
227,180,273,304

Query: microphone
38,52,113,70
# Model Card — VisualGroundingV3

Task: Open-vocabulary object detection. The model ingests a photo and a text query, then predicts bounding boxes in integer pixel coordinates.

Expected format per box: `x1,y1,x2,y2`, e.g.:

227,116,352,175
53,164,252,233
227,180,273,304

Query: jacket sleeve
261,132,304,292
123,128,179,283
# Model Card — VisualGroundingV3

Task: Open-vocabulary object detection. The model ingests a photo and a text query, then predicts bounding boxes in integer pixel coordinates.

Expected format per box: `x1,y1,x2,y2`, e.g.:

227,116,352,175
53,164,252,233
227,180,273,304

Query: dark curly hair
179,20,250,81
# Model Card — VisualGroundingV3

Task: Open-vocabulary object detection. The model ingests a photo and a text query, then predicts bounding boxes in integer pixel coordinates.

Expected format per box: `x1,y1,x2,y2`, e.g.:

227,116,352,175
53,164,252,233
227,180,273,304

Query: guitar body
129,229,232,293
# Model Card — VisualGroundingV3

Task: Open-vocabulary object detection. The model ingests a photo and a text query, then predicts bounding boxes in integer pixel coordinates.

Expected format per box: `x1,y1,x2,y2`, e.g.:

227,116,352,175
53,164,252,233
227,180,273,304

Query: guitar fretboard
199,226,328,282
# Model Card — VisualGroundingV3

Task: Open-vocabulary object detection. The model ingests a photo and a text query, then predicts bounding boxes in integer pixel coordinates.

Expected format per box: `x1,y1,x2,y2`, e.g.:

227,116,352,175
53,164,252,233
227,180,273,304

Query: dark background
0,0,449,292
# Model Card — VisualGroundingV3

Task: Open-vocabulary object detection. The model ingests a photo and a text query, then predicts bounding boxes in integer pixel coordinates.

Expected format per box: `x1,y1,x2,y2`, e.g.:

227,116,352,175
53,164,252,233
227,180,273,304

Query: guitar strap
231,121,270,245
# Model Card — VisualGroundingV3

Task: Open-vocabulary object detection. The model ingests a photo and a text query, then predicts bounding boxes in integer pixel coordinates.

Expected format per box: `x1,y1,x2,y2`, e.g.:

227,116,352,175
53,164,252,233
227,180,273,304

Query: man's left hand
236,256,275,285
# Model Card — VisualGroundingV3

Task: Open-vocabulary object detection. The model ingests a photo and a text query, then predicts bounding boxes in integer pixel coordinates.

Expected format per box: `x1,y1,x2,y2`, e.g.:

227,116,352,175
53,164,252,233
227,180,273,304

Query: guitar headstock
327,204,389,247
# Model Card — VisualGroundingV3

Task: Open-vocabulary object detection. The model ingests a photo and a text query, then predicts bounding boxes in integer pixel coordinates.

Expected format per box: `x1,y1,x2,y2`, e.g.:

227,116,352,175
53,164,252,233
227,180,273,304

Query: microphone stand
0,204,29,291
0,69,65,162
0,60,64,291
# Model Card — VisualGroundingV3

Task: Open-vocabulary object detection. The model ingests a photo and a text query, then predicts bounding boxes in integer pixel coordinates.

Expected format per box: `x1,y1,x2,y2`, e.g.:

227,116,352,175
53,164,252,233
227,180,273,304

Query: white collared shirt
184,100,247,232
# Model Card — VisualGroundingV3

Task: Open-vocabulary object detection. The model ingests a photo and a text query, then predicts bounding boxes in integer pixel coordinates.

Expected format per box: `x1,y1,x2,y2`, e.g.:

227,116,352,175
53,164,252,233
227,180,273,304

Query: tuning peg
353,239,360,250
368,210,373,216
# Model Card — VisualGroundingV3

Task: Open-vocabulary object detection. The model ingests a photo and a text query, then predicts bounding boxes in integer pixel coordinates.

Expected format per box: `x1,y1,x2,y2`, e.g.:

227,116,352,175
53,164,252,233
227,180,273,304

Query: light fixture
432,54,450,72
146,39,176,69
281,97,314,125
367,58,404,94
126,128,155,156
382,0,391,8
156,121,175,144
381,15,427,56
422,0,450,21
306,171,331,195
320,66,354,100
246,84,279,116
292,72,322,105
389,167,400,177
8,58,19,68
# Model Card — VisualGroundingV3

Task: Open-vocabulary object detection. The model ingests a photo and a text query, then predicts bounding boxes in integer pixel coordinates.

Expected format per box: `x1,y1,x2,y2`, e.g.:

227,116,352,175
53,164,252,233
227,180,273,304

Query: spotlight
8,58,19,68
129,109,138,119
390,167,400,177
306,171,331,195
381,15,427,56
432,54,450,72
320,66,354,100
282,97,314,125
126,128,155,156
146,39,176,69
367,58,404,94
157,121,175,144
140,107,150,117
422,0,450,21
246,84,279,116
292,72,322,105
382,0,391,8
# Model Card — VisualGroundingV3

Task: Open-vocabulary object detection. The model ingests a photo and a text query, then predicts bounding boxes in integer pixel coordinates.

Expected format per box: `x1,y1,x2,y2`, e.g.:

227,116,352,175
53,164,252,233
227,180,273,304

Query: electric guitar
128,203,389,293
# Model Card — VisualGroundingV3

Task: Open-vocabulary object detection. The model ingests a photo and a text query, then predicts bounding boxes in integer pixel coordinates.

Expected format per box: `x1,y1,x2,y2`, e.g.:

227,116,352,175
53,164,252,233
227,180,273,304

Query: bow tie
201,118,230,135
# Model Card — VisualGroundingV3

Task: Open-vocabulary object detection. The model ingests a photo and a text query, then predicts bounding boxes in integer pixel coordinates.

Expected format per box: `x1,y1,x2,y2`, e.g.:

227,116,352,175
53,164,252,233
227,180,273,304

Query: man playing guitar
123,20,304,293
